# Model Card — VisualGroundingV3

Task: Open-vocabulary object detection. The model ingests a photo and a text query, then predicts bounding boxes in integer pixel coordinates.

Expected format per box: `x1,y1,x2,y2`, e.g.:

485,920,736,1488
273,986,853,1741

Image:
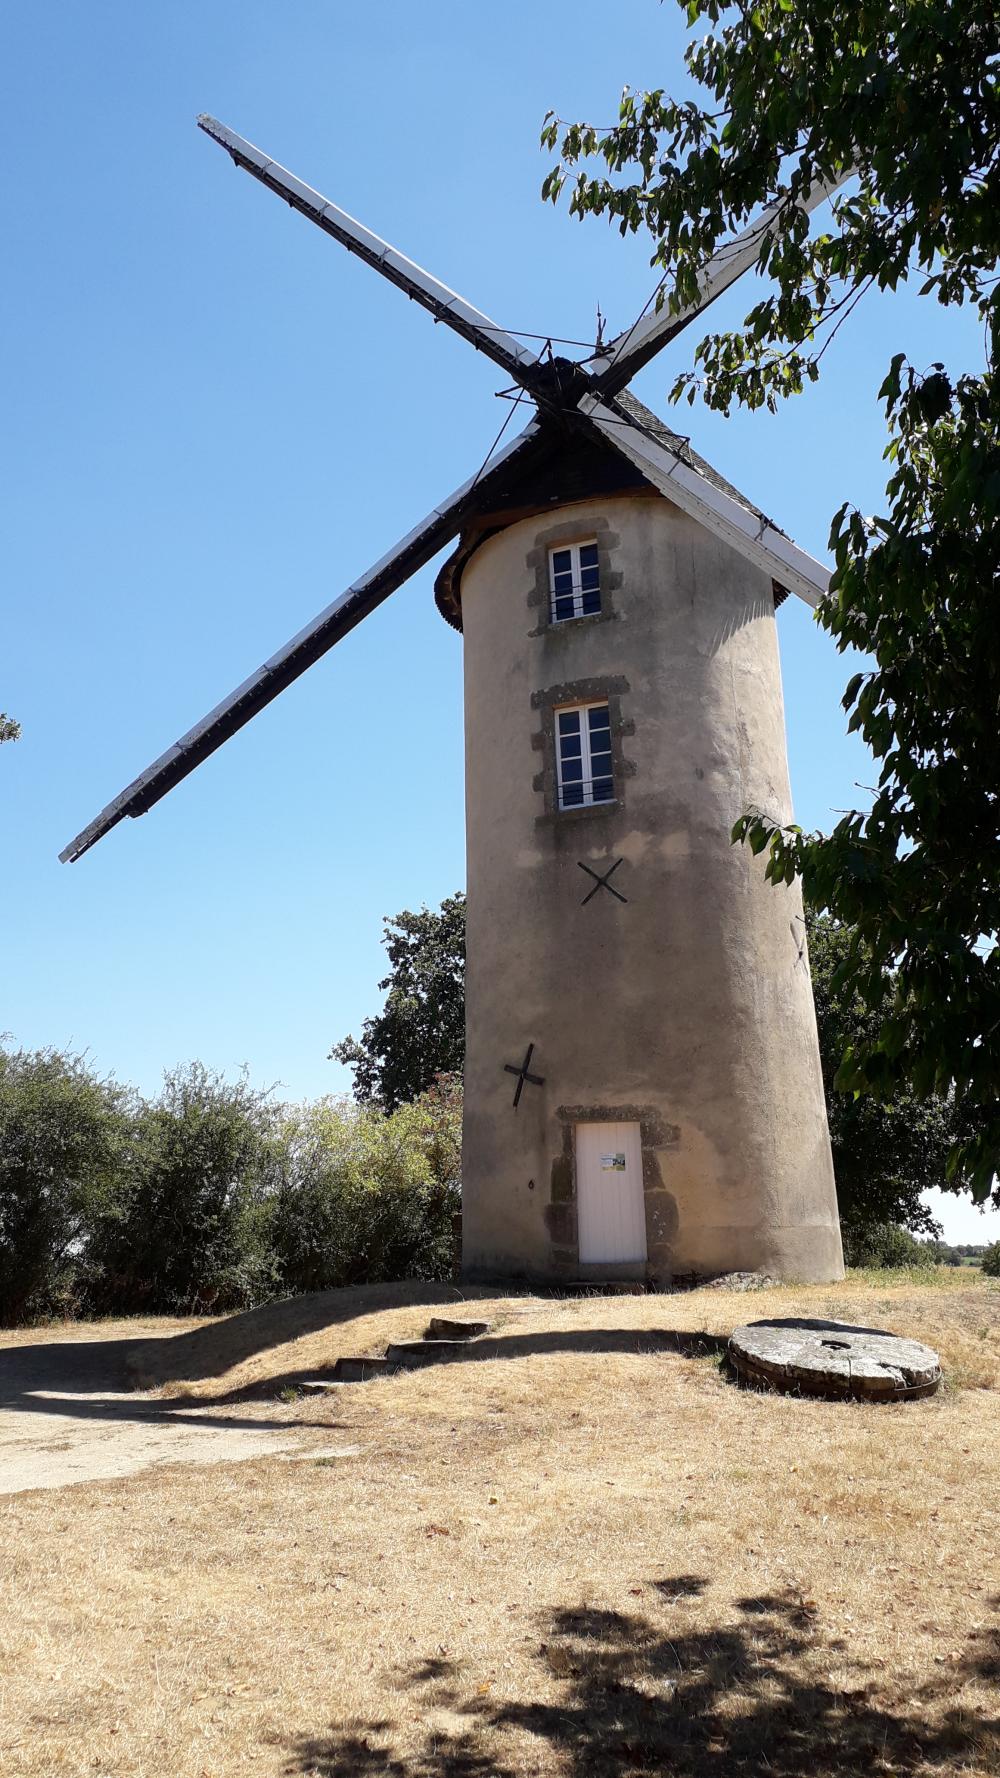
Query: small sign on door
601,1152,627,1171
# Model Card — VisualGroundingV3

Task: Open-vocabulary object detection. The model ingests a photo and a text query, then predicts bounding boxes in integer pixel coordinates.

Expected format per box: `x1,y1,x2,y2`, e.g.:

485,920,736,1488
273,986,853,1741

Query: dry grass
2,1271,999,1776
126,1279,496,1398
0,1314,206,1358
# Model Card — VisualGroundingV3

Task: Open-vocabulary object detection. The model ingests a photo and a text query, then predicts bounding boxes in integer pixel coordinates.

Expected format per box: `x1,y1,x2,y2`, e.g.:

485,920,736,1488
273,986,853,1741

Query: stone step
384,1339,472,1366
332,1355,401,1382
298,1377,343,1393
424,1317,493,1341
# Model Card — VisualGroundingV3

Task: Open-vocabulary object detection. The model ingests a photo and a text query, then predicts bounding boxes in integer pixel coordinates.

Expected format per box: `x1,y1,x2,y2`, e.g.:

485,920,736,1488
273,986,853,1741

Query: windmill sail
580,394,829,607
197,118,539,389
60,419,541,863
589,174,845,398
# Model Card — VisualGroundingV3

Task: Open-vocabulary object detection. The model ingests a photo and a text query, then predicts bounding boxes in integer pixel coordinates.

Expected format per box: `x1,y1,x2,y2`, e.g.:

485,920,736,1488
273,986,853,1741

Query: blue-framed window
556,703,614,810
549,540,601,623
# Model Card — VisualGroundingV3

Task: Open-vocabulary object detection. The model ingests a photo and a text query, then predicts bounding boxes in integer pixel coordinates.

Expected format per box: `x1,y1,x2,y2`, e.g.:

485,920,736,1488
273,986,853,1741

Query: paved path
0,1325,308,1496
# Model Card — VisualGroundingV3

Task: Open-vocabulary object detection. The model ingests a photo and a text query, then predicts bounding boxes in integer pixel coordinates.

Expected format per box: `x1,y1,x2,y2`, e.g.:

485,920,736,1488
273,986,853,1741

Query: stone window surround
545,1104,681,1279
530,676,635,824
525,515,622,638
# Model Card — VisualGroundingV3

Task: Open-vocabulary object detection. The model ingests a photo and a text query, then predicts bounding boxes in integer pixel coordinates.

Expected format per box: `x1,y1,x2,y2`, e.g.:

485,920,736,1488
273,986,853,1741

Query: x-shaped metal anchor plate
503,1042,545,1109
578,858,627,905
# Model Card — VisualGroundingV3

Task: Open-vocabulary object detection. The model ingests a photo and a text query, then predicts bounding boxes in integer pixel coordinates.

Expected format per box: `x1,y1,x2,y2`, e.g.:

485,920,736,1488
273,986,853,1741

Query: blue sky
5,1,996,1242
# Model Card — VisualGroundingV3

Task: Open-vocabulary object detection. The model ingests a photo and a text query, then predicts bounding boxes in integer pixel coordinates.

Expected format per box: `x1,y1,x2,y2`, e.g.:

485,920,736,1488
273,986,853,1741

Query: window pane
548,541,600,626
558,709,581,735
561,757,583,783
588,706,611,736
561,783,584,808
590,731,612,777
592,776,614,802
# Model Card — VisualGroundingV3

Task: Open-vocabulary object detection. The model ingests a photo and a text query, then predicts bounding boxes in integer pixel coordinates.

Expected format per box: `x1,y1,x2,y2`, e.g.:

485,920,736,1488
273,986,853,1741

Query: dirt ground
0,1319,322,1496
1,1273,998,1777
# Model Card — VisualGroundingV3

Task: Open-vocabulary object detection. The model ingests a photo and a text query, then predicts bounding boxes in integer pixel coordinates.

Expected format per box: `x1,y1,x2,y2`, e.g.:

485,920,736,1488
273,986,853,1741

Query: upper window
556,703,613,810
549,540,600,623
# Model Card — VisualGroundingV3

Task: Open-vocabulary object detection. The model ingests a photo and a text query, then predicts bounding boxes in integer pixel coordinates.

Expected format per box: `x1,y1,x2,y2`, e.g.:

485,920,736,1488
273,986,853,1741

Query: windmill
62,117,845,1285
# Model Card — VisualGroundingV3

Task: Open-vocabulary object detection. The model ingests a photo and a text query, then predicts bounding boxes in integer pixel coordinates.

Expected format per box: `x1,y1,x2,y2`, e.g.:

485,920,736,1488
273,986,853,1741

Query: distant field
1,1270,998,1777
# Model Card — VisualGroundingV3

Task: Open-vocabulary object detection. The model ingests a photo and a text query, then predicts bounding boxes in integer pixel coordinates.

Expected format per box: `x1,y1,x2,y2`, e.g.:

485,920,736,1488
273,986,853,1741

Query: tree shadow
284,1586,1000,1777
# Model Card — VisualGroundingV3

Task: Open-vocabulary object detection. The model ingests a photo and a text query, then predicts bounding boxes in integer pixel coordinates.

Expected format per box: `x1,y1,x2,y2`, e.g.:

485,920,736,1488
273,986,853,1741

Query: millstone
728,1318,941,1401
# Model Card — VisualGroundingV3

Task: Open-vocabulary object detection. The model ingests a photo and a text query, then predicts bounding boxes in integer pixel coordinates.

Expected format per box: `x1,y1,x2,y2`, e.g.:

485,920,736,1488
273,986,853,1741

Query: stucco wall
459,493,843,1285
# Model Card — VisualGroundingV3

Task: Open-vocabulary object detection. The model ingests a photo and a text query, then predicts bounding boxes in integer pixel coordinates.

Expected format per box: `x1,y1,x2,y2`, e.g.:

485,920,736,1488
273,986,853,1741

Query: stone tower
436,401,844,1286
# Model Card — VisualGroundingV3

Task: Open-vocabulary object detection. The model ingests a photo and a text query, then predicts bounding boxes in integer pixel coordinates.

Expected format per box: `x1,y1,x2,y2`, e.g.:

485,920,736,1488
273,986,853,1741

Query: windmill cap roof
434,391,790,629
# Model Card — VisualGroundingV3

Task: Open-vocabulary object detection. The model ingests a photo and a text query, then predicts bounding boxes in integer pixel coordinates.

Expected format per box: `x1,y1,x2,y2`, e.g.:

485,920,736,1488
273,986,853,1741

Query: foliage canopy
330,893,466,1110
542,0,1000,1197
807,911,965,1257
0,1047,130,1323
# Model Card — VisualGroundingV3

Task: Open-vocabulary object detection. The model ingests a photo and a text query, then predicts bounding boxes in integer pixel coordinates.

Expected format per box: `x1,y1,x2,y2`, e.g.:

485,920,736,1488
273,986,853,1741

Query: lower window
556,702,613,809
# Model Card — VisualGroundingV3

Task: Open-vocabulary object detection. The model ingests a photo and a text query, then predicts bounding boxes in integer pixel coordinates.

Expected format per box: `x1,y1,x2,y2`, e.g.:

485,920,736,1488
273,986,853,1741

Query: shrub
841,1221,935,1270
982,1241,1000,1279
87,1063,283,1315
0,1047,130,1325
0,1049,463,1325
269,1075,461,1295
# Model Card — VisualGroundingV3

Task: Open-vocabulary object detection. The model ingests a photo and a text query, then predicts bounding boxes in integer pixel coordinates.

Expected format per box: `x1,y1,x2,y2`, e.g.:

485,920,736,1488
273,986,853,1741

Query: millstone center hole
820,1339,851,1350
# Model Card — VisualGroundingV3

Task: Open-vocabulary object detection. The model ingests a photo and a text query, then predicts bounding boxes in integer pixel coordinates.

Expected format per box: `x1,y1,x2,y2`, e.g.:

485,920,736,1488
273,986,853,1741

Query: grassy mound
130,1269,1000,1401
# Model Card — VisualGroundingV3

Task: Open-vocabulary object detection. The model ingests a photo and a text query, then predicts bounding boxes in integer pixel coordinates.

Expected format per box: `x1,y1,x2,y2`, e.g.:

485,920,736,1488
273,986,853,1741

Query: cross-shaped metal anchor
578,858,628,906
503,1042,545,1109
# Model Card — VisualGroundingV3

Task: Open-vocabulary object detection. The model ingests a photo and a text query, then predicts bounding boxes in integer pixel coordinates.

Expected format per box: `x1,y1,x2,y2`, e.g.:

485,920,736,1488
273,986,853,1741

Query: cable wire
468,384,531,493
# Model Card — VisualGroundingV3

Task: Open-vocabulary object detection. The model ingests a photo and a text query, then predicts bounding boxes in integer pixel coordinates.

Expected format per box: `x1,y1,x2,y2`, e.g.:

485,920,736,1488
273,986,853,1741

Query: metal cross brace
578,858,627,905
503,1042,545,1109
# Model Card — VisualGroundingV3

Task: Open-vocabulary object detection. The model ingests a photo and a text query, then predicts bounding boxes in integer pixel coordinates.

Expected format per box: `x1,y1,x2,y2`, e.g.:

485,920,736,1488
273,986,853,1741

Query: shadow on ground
0,1312,727,1430
130,1280,483,1387
0,1336,316,1434
165,1327,731,1406
285,1587,1000,1777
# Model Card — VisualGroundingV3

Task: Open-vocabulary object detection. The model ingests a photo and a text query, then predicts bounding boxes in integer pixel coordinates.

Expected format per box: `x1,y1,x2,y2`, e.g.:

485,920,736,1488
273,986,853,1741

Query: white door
575,1121,647,1264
